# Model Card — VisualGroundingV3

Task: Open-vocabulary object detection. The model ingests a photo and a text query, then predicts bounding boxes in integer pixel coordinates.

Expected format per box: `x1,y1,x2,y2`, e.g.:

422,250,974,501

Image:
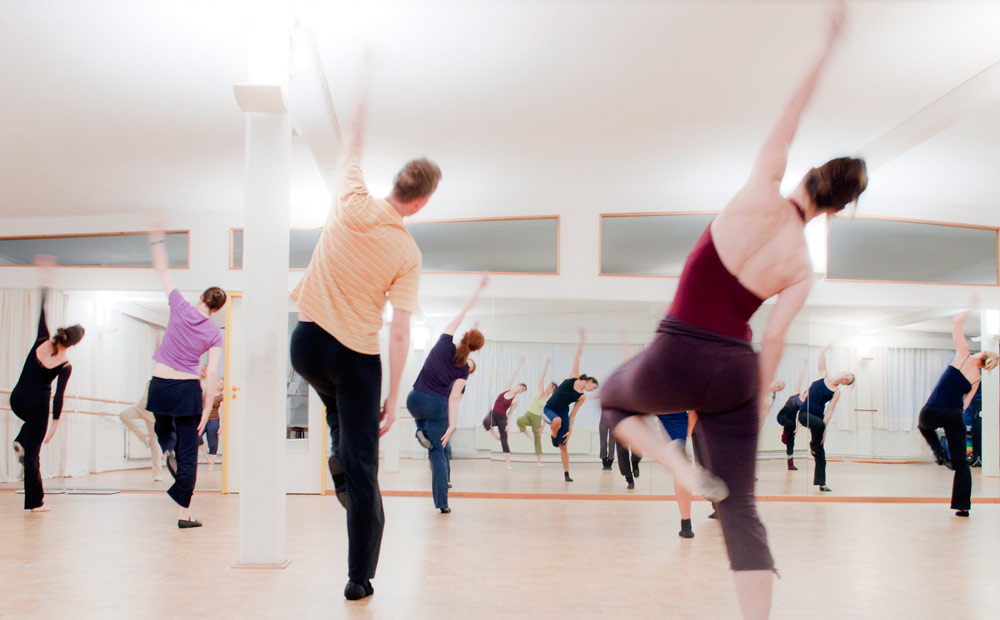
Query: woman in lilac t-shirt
146,228,226,528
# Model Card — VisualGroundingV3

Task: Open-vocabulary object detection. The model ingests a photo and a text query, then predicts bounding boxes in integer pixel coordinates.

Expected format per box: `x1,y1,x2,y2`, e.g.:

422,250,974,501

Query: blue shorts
543,407,569,445
657,412,688,443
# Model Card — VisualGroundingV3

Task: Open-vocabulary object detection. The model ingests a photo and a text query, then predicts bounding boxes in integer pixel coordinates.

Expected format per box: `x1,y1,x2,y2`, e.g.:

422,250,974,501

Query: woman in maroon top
601,3,867,617
483,357,527,469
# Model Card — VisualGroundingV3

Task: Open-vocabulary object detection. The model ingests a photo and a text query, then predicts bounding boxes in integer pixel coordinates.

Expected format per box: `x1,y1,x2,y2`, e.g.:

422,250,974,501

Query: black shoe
632,464,640,478
447,481,452,489
328,455,348,510
178,519,203,529
564,472,573,482
678,519,694,539
415,429,433,450
955,510,970,517
626,481,634,490
439,507,451,514
12,441,24,465
707,511,718,520
943,459,955,471
934,452,946,466
165,450,178,479
551,437,560,448
344,580,374,600
819,485,832,492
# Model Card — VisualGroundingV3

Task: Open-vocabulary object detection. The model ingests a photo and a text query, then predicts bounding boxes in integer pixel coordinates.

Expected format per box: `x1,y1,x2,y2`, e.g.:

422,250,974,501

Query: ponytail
51,324,85,354
454,328,485,368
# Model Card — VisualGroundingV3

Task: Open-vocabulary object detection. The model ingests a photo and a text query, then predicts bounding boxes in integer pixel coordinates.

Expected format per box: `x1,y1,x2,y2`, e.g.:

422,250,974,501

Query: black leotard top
11,290,72,419
798,379,834,418
926,365,975,410
545,378,583,415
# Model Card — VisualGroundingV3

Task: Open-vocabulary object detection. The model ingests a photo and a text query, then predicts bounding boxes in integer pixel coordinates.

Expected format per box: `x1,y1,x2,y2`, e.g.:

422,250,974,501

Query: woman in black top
541,329,599,482
10,257,85,511
797,345,854,492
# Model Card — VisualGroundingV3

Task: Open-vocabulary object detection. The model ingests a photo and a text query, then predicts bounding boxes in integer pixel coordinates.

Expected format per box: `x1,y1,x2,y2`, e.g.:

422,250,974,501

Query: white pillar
237,109,291,565
981,310,999,477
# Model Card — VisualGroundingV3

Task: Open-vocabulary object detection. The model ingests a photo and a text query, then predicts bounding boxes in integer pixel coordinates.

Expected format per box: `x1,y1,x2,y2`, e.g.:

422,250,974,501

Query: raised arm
504,357,525,393
442,378,467,446
147,228,176,295
952,311,970,361
795,360,809,398
536,358,551,393
817,343,833,379
748,0,846,186
33,254,56,342
443,275,489,336
758,277,812,428
569,328,585,378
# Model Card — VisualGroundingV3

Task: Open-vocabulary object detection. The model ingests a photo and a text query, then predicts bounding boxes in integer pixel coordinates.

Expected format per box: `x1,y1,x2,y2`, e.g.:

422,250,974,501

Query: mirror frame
0,230,191,269
599,211,718,278
408,215,561,275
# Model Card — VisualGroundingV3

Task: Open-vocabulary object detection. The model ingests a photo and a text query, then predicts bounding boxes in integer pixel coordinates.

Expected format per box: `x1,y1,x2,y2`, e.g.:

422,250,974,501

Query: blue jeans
407,389,450,509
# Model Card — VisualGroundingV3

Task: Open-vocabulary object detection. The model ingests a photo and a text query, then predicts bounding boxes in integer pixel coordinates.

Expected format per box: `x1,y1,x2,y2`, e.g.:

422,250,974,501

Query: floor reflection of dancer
601,3,866,615
776,363,807,471
614,332,641,489
516,359,556,467
407,277,487,513
146,228,225,529
118,380,165,481
483,357,526,469
10,256,85,513
917,308,997,517
542,328,599,483
198,373,224,472
797,345,854,492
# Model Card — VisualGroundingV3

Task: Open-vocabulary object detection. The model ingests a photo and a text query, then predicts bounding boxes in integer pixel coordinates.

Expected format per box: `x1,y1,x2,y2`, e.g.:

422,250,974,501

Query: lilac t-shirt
413,334,471,398
152,289,223,375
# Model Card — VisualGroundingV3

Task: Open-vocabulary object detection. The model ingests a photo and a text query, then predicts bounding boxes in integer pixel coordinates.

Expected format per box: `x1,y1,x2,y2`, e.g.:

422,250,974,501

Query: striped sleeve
387,257,421,314
336,147,369,216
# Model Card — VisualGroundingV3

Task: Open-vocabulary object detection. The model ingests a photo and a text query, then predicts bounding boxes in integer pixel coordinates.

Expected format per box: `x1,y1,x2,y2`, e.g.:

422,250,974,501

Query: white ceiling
1,1,998,226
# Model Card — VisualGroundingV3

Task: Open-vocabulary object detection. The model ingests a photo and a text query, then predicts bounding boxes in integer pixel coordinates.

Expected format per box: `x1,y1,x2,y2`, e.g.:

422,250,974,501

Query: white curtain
458,340,643,429
883,347,954,432
2,289,162,483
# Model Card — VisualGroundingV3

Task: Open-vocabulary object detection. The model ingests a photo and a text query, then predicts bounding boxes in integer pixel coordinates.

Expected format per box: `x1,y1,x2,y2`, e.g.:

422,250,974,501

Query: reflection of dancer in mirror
483,357,526,469
964,385,983,468
542,328,599,483
601,2,866,615
10,255,84,513
407,276,487,513
198,370,224,472
146,227,225,528
776,363,807,471
287,76,438,599
614,332,641,489
797,345,854,492
118,380,165,481
917,307,997,517
516,359,556,467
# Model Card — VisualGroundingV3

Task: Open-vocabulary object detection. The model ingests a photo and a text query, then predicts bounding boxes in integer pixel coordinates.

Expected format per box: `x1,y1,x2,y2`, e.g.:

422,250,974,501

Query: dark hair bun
806,157,868,212
201,287,227,312
54,324,85,348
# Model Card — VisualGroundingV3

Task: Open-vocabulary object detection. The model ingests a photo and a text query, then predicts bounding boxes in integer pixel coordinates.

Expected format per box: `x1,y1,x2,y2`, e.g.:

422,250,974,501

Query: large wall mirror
376,297,1000,503
827,216,999,285
0,232,189,268
600,212,714,276
230,228,322,270
408,217,559,274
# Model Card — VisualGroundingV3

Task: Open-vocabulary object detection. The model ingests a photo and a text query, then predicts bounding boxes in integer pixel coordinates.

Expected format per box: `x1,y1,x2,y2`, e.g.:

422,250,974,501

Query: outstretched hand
479,274,490,290
827,0,847,47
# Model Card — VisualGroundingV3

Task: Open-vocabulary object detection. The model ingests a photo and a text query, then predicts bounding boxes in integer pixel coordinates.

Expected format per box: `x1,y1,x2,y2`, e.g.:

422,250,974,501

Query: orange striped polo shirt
291,148,421,355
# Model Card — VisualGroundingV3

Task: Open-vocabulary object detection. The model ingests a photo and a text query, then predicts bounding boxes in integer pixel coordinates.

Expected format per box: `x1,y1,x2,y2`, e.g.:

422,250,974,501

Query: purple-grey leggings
601,317,773,571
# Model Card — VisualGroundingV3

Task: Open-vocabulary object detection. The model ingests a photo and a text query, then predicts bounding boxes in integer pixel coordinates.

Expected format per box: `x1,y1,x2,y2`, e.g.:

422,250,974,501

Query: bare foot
30,506,51,513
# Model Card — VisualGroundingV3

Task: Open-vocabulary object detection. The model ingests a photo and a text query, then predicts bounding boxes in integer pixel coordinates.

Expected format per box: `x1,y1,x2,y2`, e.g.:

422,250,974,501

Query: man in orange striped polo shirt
289,97,440,601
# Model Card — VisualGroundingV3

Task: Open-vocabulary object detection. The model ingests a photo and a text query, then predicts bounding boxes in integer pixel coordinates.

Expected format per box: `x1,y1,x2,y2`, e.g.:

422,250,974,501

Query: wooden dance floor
1,491,996,619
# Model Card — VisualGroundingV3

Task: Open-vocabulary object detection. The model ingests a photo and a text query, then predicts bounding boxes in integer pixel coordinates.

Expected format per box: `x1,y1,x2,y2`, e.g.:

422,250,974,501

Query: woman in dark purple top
406,277,487,513
10,255,84,512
